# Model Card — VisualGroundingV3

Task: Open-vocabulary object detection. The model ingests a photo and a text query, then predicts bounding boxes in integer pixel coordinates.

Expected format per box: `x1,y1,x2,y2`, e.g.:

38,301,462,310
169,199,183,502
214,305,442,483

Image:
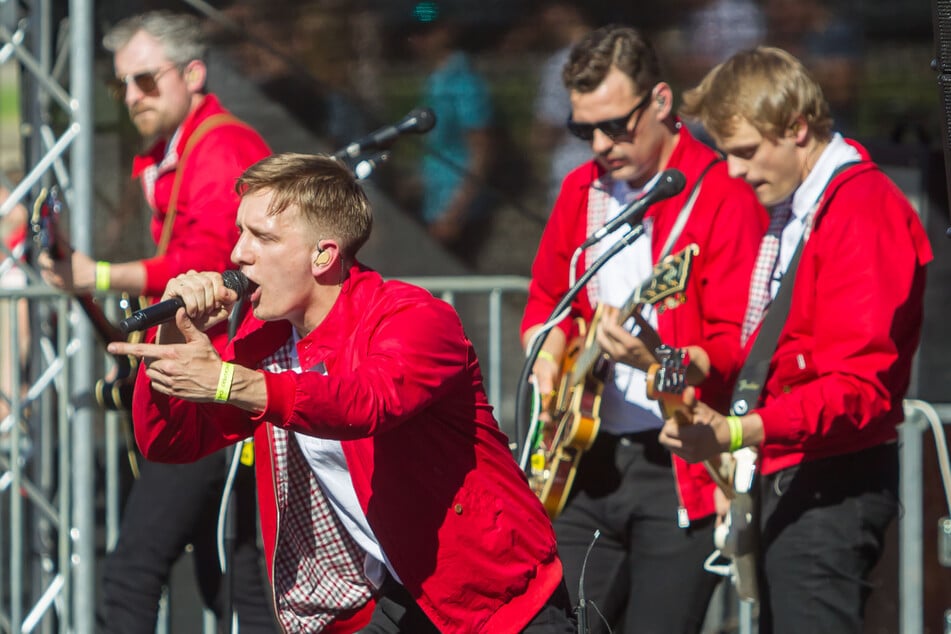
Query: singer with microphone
519,25,767,634
108,153,577,633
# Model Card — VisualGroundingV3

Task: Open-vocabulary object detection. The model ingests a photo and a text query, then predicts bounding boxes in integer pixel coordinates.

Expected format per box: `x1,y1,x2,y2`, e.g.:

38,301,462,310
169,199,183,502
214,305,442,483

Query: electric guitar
527,244,699,519
645,351,759,603
29,187,142,410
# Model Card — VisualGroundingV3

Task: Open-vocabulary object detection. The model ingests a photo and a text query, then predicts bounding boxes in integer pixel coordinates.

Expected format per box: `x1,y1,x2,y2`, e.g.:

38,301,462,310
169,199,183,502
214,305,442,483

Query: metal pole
68,0,96,630
899,406,925,634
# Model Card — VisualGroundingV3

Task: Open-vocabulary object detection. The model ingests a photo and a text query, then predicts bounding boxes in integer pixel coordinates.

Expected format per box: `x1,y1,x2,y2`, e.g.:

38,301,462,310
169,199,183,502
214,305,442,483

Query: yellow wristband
215,362,235,403
95,261,111,292
537,350,558,366
726,415,743,452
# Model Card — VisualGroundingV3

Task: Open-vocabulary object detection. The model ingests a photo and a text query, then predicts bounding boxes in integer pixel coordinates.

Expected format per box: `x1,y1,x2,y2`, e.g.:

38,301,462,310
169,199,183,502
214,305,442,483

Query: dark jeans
555,431,719,634
98,450,277,633
359,574,577,633
757,443,899,634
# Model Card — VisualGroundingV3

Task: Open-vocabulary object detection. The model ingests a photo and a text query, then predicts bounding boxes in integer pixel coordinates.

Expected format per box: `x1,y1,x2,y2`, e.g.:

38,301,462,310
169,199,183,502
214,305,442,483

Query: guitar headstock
617,243,699,321
29,186,65,260
646,344,690,399
640,243,698,310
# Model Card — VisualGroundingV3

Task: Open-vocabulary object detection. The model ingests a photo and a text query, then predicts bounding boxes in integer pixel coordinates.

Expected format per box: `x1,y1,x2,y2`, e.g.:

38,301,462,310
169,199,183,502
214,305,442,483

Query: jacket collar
130,94,224,178
230,262,382,368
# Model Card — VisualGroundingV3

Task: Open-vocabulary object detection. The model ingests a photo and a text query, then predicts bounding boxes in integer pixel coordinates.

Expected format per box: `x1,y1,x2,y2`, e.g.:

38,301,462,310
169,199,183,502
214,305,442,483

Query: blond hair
680,46,833,142
236,154,372,258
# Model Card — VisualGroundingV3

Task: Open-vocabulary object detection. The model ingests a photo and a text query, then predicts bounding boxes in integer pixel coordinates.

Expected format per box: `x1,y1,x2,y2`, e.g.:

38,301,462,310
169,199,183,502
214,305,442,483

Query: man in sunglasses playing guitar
38,11,275,633
520,24,766,633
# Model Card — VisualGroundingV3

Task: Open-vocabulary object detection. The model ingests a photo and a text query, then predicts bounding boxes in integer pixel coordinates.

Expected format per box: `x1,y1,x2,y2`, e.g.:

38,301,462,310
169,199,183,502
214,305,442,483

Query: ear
789,114,810,145
183,60,207,93
652,82,674,119
311,240,340,273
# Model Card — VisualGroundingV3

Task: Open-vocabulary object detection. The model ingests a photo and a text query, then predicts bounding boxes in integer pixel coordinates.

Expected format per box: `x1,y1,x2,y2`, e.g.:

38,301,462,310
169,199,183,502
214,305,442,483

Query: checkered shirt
139,128,181,211
259,337,374,633
741,199,793,345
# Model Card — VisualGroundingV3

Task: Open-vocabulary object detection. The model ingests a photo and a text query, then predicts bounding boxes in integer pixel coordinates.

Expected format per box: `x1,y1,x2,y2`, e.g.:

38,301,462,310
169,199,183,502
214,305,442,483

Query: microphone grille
663,169,687,194
413,107,437,134
222,270,250,298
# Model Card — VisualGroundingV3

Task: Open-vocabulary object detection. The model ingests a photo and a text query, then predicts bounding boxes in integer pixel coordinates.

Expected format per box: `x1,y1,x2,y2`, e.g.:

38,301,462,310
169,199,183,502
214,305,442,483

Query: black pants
555,431,719,634
98,450,277,633
757,443,899,634
359,574,577,633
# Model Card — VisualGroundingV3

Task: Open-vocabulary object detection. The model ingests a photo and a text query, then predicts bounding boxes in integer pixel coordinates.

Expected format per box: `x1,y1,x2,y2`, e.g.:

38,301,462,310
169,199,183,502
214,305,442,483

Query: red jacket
131,94,271,298
521,126,767,519
752,143,932,475
132,264,562,633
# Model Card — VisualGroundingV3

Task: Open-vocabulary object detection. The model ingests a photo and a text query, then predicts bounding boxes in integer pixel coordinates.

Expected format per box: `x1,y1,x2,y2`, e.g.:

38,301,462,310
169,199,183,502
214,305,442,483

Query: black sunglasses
106,65,179,101
566,91,653,141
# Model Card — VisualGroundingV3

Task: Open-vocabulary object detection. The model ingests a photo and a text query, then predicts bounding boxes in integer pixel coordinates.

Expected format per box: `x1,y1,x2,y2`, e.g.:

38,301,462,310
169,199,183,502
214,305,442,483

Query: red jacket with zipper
749,142,932,475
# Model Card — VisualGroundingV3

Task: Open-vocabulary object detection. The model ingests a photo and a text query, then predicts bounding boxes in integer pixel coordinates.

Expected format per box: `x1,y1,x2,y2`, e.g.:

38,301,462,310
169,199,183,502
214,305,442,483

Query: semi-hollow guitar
527,244,699,519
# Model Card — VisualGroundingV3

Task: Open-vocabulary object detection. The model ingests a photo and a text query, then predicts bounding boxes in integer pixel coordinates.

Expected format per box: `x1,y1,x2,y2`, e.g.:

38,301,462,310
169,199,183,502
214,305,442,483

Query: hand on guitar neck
646,353,734,496
649,356,761,603
29,187,142,410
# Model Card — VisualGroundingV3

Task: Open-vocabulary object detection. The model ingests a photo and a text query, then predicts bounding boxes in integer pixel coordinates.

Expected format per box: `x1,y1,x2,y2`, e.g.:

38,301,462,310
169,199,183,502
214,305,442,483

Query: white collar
790,133,861,221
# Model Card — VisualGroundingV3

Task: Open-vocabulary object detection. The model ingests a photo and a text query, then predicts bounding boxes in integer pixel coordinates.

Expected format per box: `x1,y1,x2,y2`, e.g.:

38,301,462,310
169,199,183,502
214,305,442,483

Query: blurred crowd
178,0,934,265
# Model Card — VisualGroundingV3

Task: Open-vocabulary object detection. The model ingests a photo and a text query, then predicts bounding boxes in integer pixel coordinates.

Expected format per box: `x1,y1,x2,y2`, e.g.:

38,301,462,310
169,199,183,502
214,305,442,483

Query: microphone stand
514,223,645,467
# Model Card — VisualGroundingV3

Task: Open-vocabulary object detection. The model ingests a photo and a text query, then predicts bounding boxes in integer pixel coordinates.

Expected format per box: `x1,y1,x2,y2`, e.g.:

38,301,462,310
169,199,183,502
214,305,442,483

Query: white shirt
284,334,397,587
771,133,861,298
592,179,664,434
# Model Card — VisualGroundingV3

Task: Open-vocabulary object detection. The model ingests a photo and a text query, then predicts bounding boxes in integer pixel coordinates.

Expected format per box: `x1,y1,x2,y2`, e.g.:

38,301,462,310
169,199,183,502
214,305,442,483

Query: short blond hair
236,153,372,258
680,46,833,143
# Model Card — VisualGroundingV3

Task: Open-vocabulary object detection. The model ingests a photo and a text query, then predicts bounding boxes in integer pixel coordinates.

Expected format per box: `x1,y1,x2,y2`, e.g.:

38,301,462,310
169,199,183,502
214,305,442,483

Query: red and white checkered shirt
259,337,374,633
741,199,793,345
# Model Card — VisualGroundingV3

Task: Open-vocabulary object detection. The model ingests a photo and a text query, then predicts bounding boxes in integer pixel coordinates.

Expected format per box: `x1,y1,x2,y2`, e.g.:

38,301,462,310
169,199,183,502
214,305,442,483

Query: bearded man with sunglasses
39,11,277,633
521,25,767,633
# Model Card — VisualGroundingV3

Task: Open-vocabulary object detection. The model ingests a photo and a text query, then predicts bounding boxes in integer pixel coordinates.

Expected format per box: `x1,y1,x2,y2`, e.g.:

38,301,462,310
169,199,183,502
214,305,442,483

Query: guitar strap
729,161,862,417
658,157,719,259
155,113,251,256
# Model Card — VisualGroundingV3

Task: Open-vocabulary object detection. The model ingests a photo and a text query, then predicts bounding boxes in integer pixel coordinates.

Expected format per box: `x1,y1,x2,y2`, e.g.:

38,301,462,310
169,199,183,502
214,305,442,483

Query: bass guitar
29,187,142,410
645,350,759,603
528,244,698,519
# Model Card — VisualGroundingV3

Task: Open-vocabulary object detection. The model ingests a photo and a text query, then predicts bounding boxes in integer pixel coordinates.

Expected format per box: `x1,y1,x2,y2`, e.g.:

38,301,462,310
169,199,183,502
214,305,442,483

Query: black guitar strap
729,161,861,416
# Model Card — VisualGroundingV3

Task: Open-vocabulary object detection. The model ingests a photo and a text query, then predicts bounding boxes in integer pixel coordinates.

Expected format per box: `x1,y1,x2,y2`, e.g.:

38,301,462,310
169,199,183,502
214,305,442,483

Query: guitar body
528,245,699,519
707,447,759,603
531,319,605,518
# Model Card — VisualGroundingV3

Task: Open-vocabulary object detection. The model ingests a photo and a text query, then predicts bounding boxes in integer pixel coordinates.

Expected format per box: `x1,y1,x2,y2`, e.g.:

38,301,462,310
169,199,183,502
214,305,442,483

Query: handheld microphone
119,270,251,335
579,168,687,250
333,107,437,160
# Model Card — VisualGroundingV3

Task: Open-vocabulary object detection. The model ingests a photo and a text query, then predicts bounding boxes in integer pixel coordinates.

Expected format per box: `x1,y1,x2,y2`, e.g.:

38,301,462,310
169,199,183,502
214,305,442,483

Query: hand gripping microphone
119,270,251,335
333,107,437,160
579,168,687,250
